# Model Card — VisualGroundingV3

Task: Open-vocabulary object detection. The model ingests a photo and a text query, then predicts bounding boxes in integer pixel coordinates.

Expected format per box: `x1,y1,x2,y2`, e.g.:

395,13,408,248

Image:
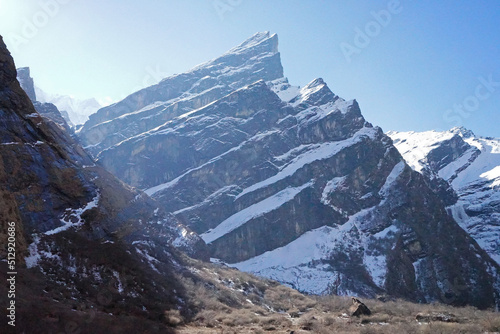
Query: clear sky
0,0,499,137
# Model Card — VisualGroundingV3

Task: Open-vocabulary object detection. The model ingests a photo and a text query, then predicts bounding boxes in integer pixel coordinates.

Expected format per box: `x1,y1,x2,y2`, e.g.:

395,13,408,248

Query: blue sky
0,0,499,137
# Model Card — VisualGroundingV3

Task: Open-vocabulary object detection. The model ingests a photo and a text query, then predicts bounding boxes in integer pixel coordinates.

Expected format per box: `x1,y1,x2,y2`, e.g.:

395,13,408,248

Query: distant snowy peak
450,126,475,138
16,67,101,126
387,129,460,173
35,86,102,125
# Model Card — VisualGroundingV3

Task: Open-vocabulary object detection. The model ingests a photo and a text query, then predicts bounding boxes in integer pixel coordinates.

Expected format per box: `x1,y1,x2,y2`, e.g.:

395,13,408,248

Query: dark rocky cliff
0,35,206,333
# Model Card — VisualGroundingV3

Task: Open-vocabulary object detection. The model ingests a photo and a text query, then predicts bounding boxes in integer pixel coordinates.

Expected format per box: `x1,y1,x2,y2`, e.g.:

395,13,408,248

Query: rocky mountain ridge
78,31,283,157
17,66,102,127
79,32,500,308
16,66,74,132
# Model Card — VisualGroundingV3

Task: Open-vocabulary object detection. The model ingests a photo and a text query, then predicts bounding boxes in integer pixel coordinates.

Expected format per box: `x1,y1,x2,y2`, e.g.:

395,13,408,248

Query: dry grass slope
176,257,500,334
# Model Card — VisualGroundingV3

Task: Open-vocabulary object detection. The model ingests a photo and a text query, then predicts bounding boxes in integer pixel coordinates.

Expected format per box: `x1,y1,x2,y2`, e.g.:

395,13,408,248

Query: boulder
349,297,371,317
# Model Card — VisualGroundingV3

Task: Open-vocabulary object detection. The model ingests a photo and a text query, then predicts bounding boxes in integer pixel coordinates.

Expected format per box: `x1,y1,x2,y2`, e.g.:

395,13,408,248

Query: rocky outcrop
349,297,371,317
83,32,500,308
415,312,459,323
16,67,36,102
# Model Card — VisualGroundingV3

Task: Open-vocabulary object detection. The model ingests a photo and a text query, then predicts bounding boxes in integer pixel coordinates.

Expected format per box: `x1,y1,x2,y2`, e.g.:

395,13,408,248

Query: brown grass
176,257,500,334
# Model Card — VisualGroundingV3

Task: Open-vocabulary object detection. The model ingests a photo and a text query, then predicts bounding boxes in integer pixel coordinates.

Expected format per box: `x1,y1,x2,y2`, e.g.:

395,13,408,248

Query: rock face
0,35,206,332
79,32,499,308
388,128,500,266
16,67,36,102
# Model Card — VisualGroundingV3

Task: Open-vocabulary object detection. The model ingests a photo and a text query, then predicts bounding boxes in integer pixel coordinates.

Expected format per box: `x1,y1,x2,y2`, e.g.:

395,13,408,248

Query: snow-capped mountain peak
76,32,500,308
79,32,284,155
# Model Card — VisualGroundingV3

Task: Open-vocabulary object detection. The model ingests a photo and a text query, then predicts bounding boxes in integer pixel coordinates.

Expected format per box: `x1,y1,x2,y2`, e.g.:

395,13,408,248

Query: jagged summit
450,126,475,138
226,31,279,55
79,32,284,155
289,77,340,109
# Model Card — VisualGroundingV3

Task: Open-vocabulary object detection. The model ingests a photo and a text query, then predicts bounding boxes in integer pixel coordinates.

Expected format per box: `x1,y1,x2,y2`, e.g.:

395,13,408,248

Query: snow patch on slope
379,161,405,197
452,137,500,189
321,176,347,205
45,193,100,235
201,181,314,244
481,166,500,188
232,208,400,293
231,225,348,294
